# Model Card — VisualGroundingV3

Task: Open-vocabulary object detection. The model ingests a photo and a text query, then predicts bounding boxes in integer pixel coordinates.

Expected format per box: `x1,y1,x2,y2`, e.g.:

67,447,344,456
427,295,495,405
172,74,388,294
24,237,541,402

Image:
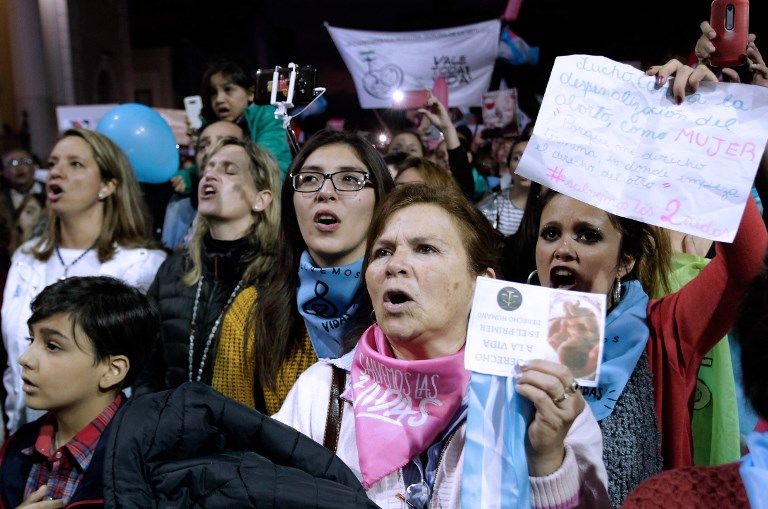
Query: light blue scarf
462,372,532,508
297,251,365,359
583,280,650,420
739,431,768,509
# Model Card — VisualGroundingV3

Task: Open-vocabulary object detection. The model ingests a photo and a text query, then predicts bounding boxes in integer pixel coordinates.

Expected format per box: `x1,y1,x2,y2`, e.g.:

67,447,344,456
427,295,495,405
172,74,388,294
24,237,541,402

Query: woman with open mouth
1,128,167,434
275,184,609,508
212,129,394,415
132,136,279,398
528,181,766,507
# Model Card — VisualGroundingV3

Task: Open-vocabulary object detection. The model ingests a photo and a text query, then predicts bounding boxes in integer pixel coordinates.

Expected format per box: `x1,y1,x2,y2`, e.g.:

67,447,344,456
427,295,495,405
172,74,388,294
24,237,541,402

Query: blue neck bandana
583,280,650,420
462,373,532,508
740,431,768,509
297,251,365,359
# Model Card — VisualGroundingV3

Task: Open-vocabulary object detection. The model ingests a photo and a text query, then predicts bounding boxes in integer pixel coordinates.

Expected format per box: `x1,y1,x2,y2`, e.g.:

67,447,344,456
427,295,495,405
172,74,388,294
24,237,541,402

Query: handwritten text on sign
516,55,768,242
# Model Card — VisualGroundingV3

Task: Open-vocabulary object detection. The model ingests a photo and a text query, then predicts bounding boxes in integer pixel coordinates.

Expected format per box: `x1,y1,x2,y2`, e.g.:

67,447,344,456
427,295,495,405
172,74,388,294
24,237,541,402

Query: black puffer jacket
133,235,253,395
103,382,377,509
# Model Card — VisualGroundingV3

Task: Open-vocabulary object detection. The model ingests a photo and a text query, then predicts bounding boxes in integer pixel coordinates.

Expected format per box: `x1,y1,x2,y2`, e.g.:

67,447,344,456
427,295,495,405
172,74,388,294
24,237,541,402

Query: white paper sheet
516,55,768,242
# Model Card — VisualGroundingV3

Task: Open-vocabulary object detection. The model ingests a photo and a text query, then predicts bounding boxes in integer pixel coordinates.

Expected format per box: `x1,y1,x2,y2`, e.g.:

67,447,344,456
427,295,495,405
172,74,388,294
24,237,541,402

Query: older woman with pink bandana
275,184,608,508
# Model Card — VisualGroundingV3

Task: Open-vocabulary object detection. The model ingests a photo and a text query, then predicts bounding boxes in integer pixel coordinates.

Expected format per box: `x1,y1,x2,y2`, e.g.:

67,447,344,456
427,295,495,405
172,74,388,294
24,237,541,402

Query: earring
612,277,622,306
98,192,105,200
252,204,262,212
526,270,539,285
369,309,376,323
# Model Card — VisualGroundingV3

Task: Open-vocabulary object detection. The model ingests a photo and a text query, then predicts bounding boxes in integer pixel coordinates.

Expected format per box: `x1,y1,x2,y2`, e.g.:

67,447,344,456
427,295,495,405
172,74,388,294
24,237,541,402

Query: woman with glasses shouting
211,130,395,415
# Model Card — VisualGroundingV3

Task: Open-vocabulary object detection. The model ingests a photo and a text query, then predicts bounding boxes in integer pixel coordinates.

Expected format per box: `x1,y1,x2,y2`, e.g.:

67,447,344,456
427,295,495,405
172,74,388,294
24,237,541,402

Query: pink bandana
350,324,470,488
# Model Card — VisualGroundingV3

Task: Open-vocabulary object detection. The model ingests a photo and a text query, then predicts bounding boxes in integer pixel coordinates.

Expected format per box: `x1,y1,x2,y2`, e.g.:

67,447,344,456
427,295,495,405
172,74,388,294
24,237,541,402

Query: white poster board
516,55,768,242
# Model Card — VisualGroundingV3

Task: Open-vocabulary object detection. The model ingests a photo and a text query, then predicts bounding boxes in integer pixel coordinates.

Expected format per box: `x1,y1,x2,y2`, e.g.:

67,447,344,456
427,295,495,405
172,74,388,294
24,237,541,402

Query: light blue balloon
96,103,178,184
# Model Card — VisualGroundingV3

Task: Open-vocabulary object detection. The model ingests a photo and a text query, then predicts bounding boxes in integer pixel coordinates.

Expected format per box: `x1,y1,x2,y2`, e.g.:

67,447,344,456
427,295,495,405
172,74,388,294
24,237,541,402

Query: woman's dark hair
387,129,427,157
28,276,160,388
250,130,395,392
527,191,671,297
500,182,545,283
200,59,255,126
734,252,768,419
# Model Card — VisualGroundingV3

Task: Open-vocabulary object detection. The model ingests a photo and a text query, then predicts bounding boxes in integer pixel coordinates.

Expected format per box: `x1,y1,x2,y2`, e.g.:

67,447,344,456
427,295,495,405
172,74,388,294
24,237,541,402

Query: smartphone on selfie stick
254,63,324,156
709,0,749,68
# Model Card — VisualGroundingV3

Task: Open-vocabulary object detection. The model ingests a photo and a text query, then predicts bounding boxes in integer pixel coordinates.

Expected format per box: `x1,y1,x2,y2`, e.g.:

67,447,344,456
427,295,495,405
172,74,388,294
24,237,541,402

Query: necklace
188,278,243,382
55,243,97,280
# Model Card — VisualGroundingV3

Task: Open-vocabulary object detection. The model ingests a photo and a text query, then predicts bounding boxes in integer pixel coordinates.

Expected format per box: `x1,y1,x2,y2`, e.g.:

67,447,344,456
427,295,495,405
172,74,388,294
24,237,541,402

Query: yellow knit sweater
211,286,317,415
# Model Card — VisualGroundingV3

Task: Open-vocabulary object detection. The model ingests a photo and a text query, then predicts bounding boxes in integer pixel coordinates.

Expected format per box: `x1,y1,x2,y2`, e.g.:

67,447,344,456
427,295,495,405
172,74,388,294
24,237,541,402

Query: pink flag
432,76,449,108
501,0,524,22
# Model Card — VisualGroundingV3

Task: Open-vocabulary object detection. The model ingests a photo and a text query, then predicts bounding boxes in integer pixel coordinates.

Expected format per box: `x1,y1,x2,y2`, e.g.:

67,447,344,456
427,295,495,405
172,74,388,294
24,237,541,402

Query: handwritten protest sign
516,55,768,242
465,277,606,387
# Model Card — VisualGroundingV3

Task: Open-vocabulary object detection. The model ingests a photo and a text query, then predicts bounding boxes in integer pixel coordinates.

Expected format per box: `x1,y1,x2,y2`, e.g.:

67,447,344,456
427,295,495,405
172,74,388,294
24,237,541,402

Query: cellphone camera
254,63,320,108
253,62,326,157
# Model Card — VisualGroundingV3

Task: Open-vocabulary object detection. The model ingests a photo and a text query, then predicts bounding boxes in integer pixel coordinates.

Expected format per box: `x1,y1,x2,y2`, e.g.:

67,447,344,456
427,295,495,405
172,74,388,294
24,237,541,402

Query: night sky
127,0,767,132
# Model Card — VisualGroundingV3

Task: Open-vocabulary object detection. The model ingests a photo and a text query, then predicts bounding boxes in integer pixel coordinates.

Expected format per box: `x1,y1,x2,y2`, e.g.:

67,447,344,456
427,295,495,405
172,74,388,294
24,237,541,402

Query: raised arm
648,196,767,369
417,94,475,199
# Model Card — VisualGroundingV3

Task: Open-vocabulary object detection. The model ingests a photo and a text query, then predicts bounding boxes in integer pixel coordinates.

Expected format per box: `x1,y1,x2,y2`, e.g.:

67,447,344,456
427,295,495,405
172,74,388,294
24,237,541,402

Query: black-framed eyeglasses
6,158,34,168
291,170,372,193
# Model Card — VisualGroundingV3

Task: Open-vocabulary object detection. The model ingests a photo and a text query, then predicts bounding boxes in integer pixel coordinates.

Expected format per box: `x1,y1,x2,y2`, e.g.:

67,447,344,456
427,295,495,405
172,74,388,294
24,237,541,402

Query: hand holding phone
183,95,204,130
709,0,749,68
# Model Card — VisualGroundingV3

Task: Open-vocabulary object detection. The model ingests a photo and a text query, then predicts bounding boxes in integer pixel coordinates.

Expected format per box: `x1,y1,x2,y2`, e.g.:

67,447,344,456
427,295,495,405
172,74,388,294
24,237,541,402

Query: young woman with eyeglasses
212,130,395,415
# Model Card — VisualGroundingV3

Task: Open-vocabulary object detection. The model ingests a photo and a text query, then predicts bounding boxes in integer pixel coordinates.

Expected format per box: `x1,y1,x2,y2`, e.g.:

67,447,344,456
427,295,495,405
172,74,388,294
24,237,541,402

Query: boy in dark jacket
0,276,159,508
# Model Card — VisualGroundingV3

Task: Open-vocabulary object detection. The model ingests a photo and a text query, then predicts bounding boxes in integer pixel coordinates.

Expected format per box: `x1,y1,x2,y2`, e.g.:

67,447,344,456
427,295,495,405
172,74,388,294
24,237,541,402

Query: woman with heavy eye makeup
529,190,767,507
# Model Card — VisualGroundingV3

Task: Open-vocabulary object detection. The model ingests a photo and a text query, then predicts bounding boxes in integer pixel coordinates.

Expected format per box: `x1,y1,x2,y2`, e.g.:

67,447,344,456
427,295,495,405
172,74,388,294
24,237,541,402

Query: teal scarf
584,280,650,420
297,251,364,359
740,431,768,509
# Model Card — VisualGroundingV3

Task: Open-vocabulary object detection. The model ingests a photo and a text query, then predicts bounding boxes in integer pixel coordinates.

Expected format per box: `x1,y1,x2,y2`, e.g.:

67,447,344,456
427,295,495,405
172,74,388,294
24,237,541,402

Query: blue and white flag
325,20,501,109
462,372,532,509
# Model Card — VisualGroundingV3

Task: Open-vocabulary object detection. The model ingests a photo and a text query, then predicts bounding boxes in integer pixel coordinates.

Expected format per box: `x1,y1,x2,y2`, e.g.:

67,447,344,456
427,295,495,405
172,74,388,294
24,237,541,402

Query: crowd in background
0,19,766,509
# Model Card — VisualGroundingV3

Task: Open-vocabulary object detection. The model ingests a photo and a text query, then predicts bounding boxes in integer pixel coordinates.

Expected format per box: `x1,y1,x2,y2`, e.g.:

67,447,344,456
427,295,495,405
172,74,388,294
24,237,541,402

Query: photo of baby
547,294,604,385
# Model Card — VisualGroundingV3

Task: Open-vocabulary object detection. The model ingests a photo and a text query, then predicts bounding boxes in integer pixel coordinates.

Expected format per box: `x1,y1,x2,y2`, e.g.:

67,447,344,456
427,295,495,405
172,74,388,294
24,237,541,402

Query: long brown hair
250,130,395,391
30,128,159,262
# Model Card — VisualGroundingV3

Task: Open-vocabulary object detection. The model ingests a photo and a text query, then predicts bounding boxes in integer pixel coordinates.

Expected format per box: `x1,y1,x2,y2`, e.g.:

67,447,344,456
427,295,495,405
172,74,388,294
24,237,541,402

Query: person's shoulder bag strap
322,365,346,453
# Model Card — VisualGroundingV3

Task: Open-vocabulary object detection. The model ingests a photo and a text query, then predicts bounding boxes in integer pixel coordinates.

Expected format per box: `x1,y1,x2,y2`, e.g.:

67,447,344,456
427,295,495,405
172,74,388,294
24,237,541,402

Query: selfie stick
270,62,326,156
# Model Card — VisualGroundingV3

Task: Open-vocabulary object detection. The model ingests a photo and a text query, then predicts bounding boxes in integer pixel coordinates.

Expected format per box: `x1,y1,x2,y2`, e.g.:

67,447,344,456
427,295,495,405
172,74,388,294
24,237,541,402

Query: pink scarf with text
350,324,470,488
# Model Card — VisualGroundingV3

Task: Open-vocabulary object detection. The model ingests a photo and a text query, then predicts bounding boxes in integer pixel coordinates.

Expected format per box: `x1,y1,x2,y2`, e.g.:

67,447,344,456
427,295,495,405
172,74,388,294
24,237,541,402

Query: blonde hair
182,137,280,286
31,128,158,262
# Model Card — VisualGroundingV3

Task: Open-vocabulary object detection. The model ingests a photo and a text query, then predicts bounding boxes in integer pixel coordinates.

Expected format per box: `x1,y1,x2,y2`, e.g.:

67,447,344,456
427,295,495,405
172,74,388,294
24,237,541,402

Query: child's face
20,312,110,417
18,199,43,238
209,72,253,122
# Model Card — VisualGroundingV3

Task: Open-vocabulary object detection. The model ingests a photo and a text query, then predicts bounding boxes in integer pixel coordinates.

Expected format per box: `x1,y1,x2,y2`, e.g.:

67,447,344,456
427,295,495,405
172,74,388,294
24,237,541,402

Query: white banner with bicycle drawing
326,20,501,109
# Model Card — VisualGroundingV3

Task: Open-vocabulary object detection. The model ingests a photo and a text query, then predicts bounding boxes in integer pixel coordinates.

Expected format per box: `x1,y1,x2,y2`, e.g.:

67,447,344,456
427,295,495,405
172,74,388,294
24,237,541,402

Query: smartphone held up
254,65,317,106
709,0,749,68
183,95,204,130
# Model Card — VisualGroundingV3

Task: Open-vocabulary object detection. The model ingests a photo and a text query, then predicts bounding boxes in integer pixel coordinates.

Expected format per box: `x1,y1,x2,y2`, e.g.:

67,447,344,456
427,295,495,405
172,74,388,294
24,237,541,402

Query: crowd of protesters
0,19,766,509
